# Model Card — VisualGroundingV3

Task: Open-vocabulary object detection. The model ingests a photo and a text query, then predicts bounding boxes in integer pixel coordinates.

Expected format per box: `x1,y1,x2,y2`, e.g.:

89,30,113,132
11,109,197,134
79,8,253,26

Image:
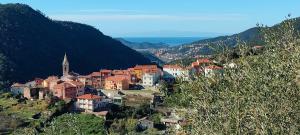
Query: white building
142,72,160,86
163,65,192,80
77,94,102,112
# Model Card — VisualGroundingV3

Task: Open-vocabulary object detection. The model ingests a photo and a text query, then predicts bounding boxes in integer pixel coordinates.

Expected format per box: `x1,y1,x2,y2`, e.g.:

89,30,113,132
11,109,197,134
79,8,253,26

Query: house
11,82,47,99
25,81,37,88
112,93,124,106
142,72,160,86
78,75,92,86
89,72,102,89
24,87,41,99
100,69,112,88
204,65,223,77
98,89,125,105
191,58,213,73
112,70,136,84
68,81,85,96
133,65,161,81
163,65,191,80
42,76,60,90
76,94,102,112
52,81,84,100
39,90,47,100
10,83,29,95
105,76,129,90
88,70,113,89
34,78,44,87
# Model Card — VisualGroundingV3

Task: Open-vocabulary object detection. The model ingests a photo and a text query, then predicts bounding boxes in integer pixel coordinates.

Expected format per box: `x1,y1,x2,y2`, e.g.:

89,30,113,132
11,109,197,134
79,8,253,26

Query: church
49,53,85,100
61,53,80,82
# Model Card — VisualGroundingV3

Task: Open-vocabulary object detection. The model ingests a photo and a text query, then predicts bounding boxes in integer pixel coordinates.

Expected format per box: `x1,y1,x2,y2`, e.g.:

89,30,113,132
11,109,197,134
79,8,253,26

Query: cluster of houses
10,54,224,113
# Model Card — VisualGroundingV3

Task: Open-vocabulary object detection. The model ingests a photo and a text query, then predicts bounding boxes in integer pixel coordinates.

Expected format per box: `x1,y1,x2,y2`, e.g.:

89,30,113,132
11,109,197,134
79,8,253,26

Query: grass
122,88,159,95
0,99,48,118
0,97,18,108
0,96,51,134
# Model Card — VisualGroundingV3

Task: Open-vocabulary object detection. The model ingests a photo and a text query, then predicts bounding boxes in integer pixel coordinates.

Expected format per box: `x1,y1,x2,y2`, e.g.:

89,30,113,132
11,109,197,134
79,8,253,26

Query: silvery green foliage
180,17,300,134
42,113,106,135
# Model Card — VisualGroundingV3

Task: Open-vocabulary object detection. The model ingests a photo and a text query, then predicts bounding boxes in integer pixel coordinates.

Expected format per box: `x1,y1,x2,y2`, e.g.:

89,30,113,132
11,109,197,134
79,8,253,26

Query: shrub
176,17,300,134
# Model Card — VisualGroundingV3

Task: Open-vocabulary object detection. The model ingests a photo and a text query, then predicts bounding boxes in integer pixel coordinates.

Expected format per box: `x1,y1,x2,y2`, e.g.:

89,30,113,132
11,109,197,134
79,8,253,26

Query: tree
0,53,13,91
149,113,162,125
177,17,300,134
158,80,168,96
109,118,138,135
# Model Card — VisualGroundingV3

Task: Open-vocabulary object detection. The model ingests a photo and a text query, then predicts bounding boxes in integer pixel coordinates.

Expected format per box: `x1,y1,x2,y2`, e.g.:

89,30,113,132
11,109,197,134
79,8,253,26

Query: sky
1,0,300,37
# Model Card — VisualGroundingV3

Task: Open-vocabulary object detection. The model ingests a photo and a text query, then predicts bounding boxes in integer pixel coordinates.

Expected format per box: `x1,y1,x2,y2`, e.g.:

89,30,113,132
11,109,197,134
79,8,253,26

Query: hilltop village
9,53,225,132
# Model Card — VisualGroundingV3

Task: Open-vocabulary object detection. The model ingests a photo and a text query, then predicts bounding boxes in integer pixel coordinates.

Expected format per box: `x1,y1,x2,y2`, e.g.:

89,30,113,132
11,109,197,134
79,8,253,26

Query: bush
43,113,106,135
176,17,300,134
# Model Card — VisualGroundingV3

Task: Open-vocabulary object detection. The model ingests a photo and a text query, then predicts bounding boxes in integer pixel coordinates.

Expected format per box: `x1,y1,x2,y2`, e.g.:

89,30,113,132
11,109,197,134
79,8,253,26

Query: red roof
106,76,127,82
112,70,129,75
197,58,211,64
100,69,112,73
191,62,200,68
77,94,101,100
90,72,102,77
69,81,84,87
44,76,59,82
163,64,183,69
134,65,157,69
53,82,75,89
205,65,223,70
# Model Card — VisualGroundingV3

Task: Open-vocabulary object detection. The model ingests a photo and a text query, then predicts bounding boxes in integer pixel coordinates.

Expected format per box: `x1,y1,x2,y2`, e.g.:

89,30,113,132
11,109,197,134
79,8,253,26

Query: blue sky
1,0,300,37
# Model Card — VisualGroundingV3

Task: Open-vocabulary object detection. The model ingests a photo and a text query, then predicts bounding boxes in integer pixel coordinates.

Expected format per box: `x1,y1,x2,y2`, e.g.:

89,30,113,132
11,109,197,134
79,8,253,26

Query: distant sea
122,37,208,46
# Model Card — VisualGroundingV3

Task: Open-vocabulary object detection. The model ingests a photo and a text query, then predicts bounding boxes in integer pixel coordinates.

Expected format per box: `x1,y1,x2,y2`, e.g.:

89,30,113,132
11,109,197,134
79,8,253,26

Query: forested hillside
0,4,151,89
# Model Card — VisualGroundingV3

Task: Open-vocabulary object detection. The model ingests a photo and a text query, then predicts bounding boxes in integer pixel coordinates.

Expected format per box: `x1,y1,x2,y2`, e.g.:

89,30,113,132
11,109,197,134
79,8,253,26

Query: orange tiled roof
197,58,211,64
192,62,199,67
69,81,84,86
100,69,112,73
53,82,75,89
45,76,59,82
112,70,129,75
163,64,183,69
77,94,101,99
144,70,158,74
134,65,157,69
106,76,127,81
90,72,102,77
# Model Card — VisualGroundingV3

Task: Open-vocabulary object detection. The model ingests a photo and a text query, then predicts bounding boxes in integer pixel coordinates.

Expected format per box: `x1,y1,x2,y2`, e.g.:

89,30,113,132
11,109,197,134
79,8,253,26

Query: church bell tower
62,53,69,76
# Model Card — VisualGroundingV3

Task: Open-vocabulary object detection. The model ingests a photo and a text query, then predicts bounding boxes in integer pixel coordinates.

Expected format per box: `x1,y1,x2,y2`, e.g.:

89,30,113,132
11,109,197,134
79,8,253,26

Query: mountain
116,38,169,49
139,51,165,66
0,3,151,87
155,17,300,61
